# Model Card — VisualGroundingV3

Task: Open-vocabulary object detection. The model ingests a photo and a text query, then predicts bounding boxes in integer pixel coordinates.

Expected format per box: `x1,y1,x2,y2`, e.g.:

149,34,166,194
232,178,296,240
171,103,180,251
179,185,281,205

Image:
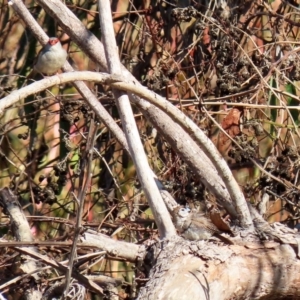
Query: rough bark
138,236,300,300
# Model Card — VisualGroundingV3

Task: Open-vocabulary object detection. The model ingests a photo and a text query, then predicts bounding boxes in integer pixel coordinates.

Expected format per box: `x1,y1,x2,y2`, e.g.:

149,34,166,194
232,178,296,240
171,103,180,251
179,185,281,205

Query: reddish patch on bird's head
48,38,59,46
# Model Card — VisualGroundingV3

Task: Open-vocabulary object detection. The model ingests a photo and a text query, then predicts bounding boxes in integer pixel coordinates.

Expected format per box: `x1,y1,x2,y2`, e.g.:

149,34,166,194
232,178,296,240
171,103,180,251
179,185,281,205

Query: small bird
27,37,67,79
171,206,233,243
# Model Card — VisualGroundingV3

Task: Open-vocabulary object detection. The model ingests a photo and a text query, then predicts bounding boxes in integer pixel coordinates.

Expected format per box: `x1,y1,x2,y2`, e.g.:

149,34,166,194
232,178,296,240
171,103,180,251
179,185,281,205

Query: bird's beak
49,39,59,46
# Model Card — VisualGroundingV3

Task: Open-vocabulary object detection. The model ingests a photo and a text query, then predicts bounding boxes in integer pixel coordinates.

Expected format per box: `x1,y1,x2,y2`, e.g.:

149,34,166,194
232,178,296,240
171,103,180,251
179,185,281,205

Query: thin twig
64,118,98,295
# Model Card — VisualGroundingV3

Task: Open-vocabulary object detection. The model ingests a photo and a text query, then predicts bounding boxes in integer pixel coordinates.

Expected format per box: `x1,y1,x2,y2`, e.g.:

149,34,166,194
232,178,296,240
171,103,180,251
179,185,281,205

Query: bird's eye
178,207,190,217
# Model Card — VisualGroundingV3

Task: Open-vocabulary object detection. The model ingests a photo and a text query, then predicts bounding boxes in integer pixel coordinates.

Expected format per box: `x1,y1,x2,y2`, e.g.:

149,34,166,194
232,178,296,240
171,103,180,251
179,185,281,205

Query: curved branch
9,0,242,220
0,71,237,216
9,0,130,155
26,0,244,221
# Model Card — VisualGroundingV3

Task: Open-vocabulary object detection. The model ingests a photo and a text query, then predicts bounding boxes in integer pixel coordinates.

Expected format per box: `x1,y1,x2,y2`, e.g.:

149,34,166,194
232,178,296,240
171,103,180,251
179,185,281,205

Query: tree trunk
138,237,300,300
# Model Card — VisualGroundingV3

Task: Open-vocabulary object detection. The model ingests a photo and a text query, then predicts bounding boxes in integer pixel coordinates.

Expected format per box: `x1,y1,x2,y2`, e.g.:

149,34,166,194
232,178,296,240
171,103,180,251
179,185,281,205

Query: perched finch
27,37,67,79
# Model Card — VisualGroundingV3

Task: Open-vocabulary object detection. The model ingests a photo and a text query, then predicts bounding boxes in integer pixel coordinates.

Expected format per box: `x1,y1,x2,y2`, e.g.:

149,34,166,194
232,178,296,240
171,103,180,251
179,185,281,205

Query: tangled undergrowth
1,0,300,297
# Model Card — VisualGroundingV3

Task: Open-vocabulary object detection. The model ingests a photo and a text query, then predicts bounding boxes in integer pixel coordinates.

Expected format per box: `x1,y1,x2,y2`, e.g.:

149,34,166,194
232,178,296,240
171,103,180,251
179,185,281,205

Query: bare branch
0,71,237,215
29,0,235,210
98,0,176,238
81,230,146,263
8,0,245,222
7,246,103,294
0,188,41,300
9,0,130,154
65,120,98,293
